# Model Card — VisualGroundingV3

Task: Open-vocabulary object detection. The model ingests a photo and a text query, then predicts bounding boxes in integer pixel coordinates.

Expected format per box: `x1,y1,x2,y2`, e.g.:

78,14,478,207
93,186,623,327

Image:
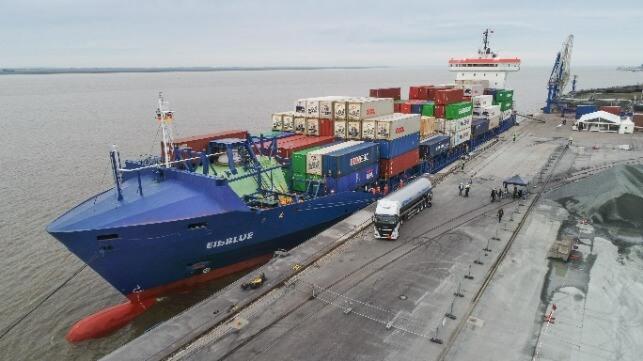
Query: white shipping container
420,116,439,140
488,115,501,129
319,96,351,119
334,100,350,120
272,113,283,131
374,113,421,141
306,99,320,118
346,121,362,139
306,118,320,136
483,105,501,119
294,114,307,134
473,95,493,108
306,141,361,175
282,113,295,132
348,98,394,121
361,119,377,139
334,120,347,138
502,109,513,120
442,115,473,134
471,84,485,96
295,99,307,114
450,127,472,147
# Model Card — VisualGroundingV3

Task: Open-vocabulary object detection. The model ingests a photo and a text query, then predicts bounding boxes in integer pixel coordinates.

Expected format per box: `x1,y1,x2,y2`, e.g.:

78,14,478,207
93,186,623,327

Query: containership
47,29,520,341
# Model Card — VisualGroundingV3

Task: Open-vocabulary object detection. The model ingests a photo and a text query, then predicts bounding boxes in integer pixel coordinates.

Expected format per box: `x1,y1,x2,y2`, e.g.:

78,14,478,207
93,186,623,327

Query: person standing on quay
491,188,496,202
464,183,471,197
459,182,464,196
513,133,517,142
498,208,504,222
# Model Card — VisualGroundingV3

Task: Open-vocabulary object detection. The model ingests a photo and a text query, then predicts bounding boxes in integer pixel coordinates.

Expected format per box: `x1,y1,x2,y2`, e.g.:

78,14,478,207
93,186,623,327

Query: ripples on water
0,67,640,360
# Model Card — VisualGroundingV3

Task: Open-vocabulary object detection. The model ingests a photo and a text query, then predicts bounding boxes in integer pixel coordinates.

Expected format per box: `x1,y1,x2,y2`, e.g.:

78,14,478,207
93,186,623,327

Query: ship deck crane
544,35,574,114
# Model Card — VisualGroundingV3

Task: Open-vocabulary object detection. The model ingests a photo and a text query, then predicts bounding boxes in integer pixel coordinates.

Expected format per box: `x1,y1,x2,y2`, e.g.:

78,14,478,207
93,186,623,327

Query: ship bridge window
97,234,119,241
188,222,208,230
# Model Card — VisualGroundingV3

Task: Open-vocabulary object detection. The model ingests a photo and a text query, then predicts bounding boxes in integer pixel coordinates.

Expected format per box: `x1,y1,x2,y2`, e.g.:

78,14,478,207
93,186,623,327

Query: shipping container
370,88,401,99
378,132,421,159
445,102,473,119
393,102,402,113
277,136,335,159
334,99,349,120
411,102,426,114
361,119,377,140
282,112,295,132
306,141,361,175
295,99,307,113
322,142,379,177
417,86,435,101
291,146,323,174
346,120,362,139
294,114,307,134
502,110,513,121
334,120,347,138
379,148,420,179
633,113,643,131
441,115,472,134
373,113,421,141
409,86,420,100
306,99,320,118
471,119,489,137
291,172,307,192
483,105,501,119
319,118,333,137
435,89,464,105
575,105,598,119
419,135,450,159
420,116,439,140
421,102,435,117
306,118,320,136
470,84,485,96
348,98,394,121
598,106,621,116
473,95,493,108
434,105,445,118
272,113,283,131
326,163,379,194
450,127,472,147
495,90,514,102
494,100,513,111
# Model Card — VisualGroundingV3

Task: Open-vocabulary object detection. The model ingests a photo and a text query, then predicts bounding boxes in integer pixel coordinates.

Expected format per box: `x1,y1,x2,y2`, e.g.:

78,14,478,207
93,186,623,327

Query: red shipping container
434,105,445,118
277,136,335,158
369,89,378,97
598,106,621,116
371,87,401,99
409,86,421,100
435,89,464,105
171,130,249,153
394,103,402,113
427,86,448,101
319,118,333,136
633,113,643,131
255,134,307,153
379,148,420,179
417,86,434,100
400,100,422,114
462,96,472,102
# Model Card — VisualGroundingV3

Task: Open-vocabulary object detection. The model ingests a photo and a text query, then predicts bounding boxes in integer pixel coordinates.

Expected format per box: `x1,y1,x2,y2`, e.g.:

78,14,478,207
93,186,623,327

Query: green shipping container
445,101,473,119
282,168,293,189
495,90,513,102
292,172,322,192
494,100,513,111
421,102,435,116
291,146,323,174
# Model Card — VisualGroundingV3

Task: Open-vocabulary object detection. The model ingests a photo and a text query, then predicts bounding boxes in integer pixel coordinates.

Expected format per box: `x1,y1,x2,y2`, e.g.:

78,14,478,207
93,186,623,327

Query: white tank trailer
373,174,433,240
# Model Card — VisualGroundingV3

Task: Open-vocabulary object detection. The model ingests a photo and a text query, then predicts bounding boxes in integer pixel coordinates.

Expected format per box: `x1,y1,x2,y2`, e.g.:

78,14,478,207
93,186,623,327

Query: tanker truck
373,174,433,240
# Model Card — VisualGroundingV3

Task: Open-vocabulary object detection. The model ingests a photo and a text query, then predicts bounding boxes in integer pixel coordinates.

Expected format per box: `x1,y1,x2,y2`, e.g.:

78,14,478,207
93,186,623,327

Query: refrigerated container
374,113,421,141
348,98,394,120
306,140,361,175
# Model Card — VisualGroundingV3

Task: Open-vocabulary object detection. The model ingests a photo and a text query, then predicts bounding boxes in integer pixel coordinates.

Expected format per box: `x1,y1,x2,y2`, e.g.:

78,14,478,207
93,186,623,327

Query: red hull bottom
67,253,274,342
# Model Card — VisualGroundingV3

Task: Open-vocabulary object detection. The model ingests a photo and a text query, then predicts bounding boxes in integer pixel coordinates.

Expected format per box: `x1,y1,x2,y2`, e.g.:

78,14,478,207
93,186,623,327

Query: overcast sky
1,0,641,68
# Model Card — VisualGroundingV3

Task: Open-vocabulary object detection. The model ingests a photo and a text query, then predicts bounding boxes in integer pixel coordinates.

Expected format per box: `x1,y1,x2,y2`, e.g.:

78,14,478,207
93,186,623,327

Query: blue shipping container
419,135,450,159
322,142,379,177
410,102,426,114
378,132,420,159
325,163,379,194
575,105,598,119
471,119,489,137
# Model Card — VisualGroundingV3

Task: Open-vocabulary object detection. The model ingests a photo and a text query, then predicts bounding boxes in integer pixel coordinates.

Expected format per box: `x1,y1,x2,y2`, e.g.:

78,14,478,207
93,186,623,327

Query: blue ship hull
47,166,378,300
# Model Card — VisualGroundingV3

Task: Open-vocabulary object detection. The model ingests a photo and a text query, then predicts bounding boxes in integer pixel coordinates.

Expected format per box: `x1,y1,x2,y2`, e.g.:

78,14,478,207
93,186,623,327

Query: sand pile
545,164,643,244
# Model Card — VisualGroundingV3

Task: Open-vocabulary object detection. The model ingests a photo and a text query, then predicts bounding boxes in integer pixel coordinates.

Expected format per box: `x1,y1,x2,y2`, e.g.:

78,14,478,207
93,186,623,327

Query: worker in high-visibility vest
568,136,573,146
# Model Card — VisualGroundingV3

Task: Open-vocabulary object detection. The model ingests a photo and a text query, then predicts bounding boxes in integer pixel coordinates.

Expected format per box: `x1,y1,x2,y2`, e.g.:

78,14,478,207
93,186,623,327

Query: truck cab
373,200,401,239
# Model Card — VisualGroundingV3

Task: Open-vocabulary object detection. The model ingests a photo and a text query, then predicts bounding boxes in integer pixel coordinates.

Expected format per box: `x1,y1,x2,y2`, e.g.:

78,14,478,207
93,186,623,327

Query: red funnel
66,298,156,342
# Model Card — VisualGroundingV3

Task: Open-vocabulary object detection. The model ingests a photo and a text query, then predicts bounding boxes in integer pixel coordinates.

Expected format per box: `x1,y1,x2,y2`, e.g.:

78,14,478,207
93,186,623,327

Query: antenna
156,92,175,167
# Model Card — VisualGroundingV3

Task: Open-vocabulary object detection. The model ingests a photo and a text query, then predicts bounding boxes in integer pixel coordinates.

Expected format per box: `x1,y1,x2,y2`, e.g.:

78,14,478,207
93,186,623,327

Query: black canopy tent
504,174,529,187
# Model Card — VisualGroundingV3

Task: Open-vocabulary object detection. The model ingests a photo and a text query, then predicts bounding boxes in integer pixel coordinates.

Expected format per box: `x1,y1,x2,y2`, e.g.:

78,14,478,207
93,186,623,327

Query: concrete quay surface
104,116,643,361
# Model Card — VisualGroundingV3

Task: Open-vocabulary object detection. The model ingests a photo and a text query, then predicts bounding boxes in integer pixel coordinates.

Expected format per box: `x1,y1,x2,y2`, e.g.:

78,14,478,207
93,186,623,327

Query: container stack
472,87,515,130
365,113,421,180
433,89,471,148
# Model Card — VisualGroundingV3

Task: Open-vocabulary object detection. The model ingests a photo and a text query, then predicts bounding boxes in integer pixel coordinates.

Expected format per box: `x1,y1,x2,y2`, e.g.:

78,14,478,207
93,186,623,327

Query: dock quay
104,114,643,361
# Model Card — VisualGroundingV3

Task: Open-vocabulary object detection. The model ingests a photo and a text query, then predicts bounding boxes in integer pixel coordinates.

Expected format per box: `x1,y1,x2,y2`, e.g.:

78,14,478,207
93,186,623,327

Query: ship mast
156,92,175,167
478,29,497,59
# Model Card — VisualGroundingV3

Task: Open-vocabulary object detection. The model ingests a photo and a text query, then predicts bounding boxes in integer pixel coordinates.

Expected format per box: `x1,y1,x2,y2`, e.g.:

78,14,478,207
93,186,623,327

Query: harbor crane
544,35,574,114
